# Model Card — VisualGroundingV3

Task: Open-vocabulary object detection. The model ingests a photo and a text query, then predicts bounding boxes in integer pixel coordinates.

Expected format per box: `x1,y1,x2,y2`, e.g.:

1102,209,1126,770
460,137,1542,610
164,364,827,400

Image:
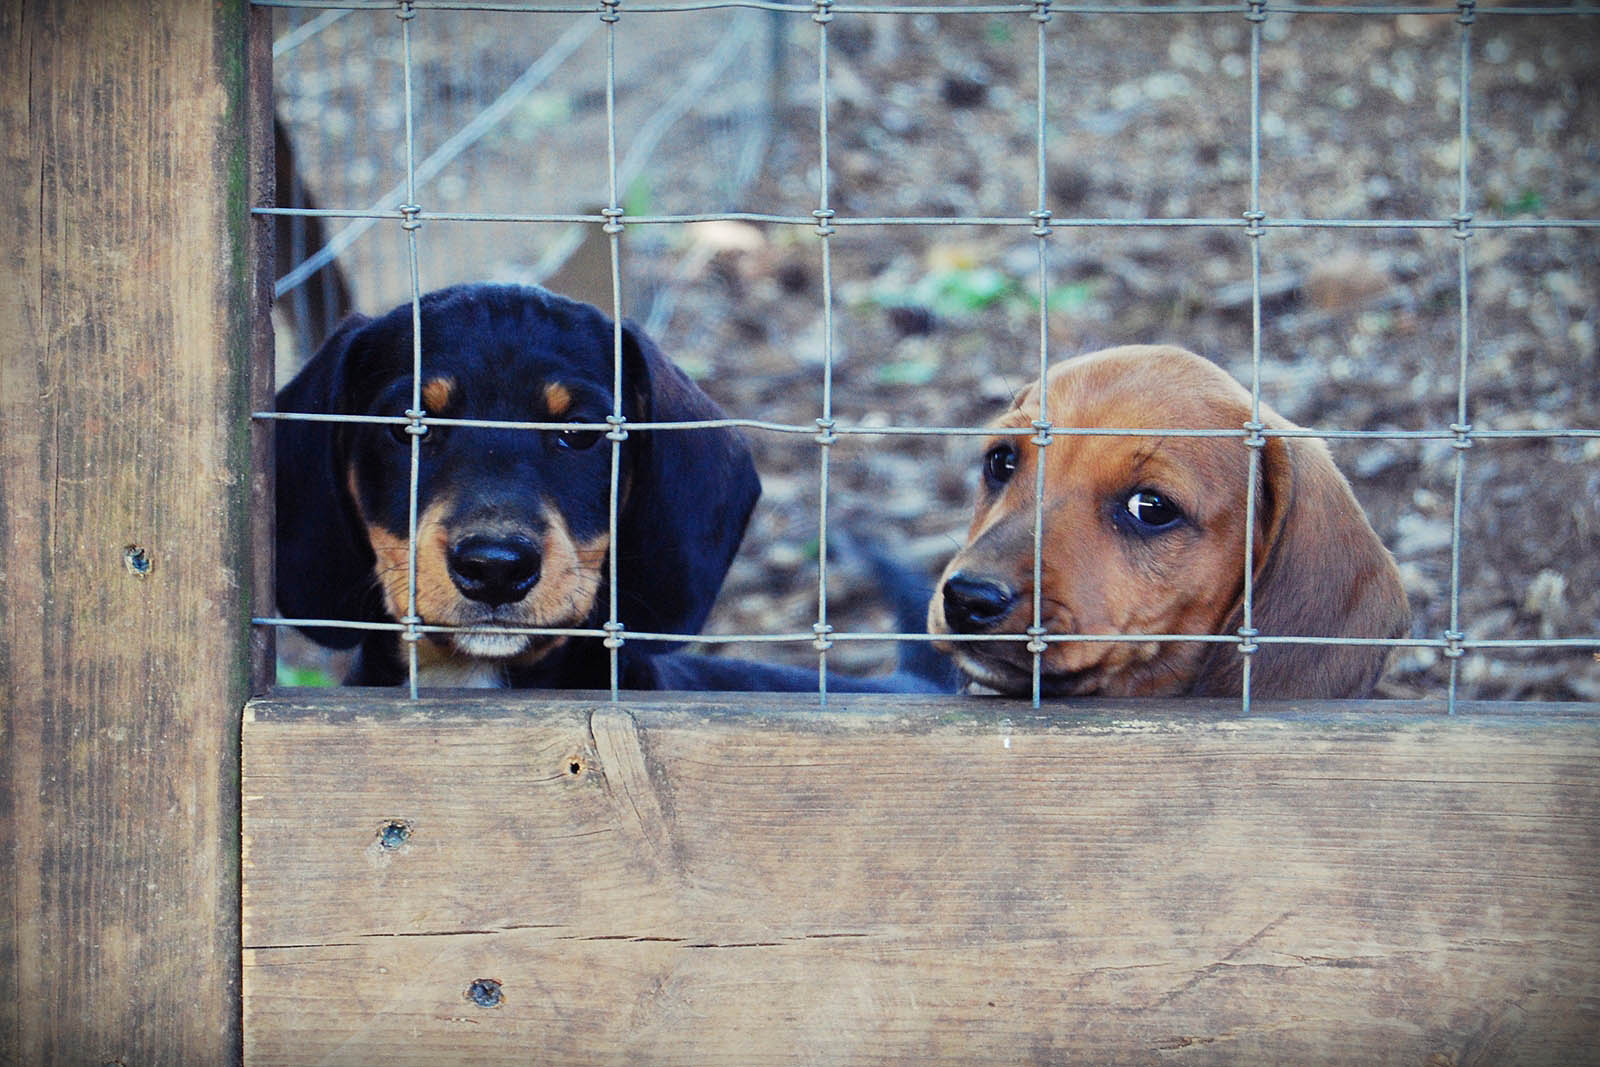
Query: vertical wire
1446,0,1477,713
1027,0,1053,711
398,1,424,700
1238,0,1268,715
812,0,837,707
602,0,626,699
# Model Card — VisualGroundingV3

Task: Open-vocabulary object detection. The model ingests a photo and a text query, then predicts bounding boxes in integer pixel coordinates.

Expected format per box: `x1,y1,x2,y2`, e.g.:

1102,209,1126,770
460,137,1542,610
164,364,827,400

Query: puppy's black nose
448,536,542,606
941,573,1017,633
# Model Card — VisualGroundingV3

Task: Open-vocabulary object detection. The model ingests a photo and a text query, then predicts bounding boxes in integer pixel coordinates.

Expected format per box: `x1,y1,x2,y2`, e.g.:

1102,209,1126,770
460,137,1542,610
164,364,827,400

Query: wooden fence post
1,1,263,1061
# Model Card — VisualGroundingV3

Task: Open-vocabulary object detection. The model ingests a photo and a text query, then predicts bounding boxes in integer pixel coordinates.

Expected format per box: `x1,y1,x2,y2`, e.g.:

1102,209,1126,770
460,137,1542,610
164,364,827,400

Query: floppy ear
274,313,382,648
615,320,760,642
1193,432,1410,699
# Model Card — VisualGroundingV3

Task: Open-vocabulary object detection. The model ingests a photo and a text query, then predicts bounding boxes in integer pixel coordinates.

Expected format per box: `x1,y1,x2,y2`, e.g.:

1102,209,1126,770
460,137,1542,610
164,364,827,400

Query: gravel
274,5,1599,701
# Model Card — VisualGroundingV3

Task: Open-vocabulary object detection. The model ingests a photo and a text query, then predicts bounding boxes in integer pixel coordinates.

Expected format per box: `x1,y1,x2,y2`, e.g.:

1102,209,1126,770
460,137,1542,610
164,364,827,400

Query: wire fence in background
256,0,1600,711
269,1,783,362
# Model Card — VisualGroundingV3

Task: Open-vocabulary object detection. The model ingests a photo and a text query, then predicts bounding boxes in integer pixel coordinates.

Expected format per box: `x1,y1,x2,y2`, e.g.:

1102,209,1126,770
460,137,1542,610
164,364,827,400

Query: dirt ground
273,4,1599,701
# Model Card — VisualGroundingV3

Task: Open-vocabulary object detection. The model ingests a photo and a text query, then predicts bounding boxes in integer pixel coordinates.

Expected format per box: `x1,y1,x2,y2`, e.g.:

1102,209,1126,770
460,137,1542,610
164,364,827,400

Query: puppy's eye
1123,490,1184,531
389,418,428,446
553,427,603,451
982,444,1018,488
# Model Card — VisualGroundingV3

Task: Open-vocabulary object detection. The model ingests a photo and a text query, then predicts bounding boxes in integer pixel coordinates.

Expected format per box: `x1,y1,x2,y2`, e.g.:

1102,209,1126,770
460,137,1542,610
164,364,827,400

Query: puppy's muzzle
941,573,1018,633
447,534,542,606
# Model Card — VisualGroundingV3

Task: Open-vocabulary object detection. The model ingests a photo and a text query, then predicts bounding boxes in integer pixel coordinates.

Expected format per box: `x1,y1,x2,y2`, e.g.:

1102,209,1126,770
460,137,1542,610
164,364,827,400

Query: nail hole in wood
376,820,412,850
466,978,503,1008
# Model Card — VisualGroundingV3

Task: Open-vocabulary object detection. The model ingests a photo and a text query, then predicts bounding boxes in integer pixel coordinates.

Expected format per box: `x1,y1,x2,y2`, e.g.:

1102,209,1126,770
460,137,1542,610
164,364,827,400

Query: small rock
1304,252,1394,312
1521,569,1568,639
1354,444,1402,479
1393,514,1454,559
941,72,989,109
887,304,938,337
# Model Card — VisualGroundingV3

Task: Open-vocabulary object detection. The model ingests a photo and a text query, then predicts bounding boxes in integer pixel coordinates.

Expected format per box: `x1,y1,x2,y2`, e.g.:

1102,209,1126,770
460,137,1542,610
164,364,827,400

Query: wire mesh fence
257,0,1600,710
268,2,783,366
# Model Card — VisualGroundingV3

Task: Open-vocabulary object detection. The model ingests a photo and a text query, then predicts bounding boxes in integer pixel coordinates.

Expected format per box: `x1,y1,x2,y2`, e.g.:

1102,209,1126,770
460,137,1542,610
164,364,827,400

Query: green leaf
276,663,336,687
877,359,940,386
927,266,1016,315
623,175,654,218
1048,281,1098,313
1507,188,1545,216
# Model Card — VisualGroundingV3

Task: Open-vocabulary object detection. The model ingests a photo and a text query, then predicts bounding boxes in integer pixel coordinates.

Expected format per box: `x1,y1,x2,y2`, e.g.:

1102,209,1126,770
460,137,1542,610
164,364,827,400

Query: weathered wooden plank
243,693,1600,1066
248,1,278,694
0,1,260,1062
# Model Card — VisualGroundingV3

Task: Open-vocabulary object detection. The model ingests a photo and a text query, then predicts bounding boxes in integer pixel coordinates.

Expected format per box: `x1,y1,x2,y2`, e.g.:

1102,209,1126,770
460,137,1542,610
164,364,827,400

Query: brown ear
1192,431,1410,699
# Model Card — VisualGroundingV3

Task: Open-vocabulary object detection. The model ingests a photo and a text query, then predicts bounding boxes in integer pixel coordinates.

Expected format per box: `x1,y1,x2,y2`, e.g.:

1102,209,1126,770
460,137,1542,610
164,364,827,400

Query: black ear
615,321,760,642
274,313,381,648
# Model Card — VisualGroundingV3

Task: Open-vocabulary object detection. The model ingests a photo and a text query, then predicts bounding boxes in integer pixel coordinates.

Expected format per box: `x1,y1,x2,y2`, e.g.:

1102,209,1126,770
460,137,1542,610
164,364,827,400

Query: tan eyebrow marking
422,376,456,414
543,382,573,418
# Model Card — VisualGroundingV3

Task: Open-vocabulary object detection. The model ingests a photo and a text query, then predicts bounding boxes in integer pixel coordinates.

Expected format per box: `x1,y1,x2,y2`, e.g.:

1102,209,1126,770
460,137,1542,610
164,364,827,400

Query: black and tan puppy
276,283,948,693
277,282,765,688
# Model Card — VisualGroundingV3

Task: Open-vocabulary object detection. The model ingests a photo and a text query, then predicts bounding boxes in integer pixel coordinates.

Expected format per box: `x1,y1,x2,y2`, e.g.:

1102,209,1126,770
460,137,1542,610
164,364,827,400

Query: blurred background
271,2,1599,701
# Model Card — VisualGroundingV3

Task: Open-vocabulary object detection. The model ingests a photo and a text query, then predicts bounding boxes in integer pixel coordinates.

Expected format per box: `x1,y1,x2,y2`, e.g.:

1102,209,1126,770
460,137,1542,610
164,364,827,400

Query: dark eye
1123,490,1184,531
983,443,1018,488
389,417,428,446
553,426,603,451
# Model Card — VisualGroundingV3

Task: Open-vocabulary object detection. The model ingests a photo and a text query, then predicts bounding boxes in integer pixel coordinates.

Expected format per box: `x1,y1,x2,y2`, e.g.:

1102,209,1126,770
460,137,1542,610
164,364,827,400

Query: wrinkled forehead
994,348,1255,434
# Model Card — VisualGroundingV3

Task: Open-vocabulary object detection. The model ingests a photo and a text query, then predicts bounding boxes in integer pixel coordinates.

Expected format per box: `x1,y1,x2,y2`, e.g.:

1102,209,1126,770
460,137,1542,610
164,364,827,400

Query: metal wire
397,2,425,699
603,0,627,698
251,611,1585,655
251,410,1600,444
272,15,598,298
1026,0,1052,709
813,0,837,705
258,204,1600,232
271,8,350,56
253,0,1598,14
1444,0,1477,714
257,0,1600,703
1237,0,1265,713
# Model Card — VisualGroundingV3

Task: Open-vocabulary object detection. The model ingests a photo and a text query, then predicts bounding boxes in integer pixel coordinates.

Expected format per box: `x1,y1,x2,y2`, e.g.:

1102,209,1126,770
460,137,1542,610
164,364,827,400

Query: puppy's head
274,283,759,674
930,345,1408,699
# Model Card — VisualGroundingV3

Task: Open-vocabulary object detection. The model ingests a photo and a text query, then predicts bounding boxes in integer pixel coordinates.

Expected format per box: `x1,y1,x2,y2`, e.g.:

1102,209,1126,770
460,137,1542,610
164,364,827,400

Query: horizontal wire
254,0,1600,13
253,409,1599,441
253,203,1600,231
254,616,1600,654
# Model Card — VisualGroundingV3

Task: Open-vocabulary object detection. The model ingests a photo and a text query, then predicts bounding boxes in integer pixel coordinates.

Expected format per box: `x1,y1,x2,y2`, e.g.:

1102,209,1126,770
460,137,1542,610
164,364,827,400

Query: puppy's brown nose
448,535,541,606
941,573,1017,633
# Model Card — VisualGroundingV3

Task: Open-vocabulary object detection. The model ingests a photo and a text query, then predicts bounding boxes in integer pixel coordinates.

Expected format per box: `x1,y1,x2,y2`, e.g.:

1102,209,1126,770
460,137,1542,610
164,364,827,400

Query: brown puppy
930,345,1409,699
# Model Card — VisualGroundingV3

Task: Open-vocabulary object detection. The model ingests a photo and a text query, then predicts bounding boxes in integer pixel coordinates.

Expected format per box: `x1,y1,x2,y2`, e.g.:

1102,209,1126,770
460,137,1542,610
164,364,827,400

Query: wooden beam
243,692,1600,1066
0,1,260,1062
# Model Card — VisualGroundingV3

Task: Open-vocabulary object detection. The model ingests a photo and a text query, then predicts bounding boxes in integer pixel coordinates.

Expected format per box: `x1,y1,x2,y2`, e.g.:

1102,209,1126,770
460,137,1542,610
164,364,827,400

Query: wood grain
249,1,278,693
0,1,259,1062
243,692,1600,1066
